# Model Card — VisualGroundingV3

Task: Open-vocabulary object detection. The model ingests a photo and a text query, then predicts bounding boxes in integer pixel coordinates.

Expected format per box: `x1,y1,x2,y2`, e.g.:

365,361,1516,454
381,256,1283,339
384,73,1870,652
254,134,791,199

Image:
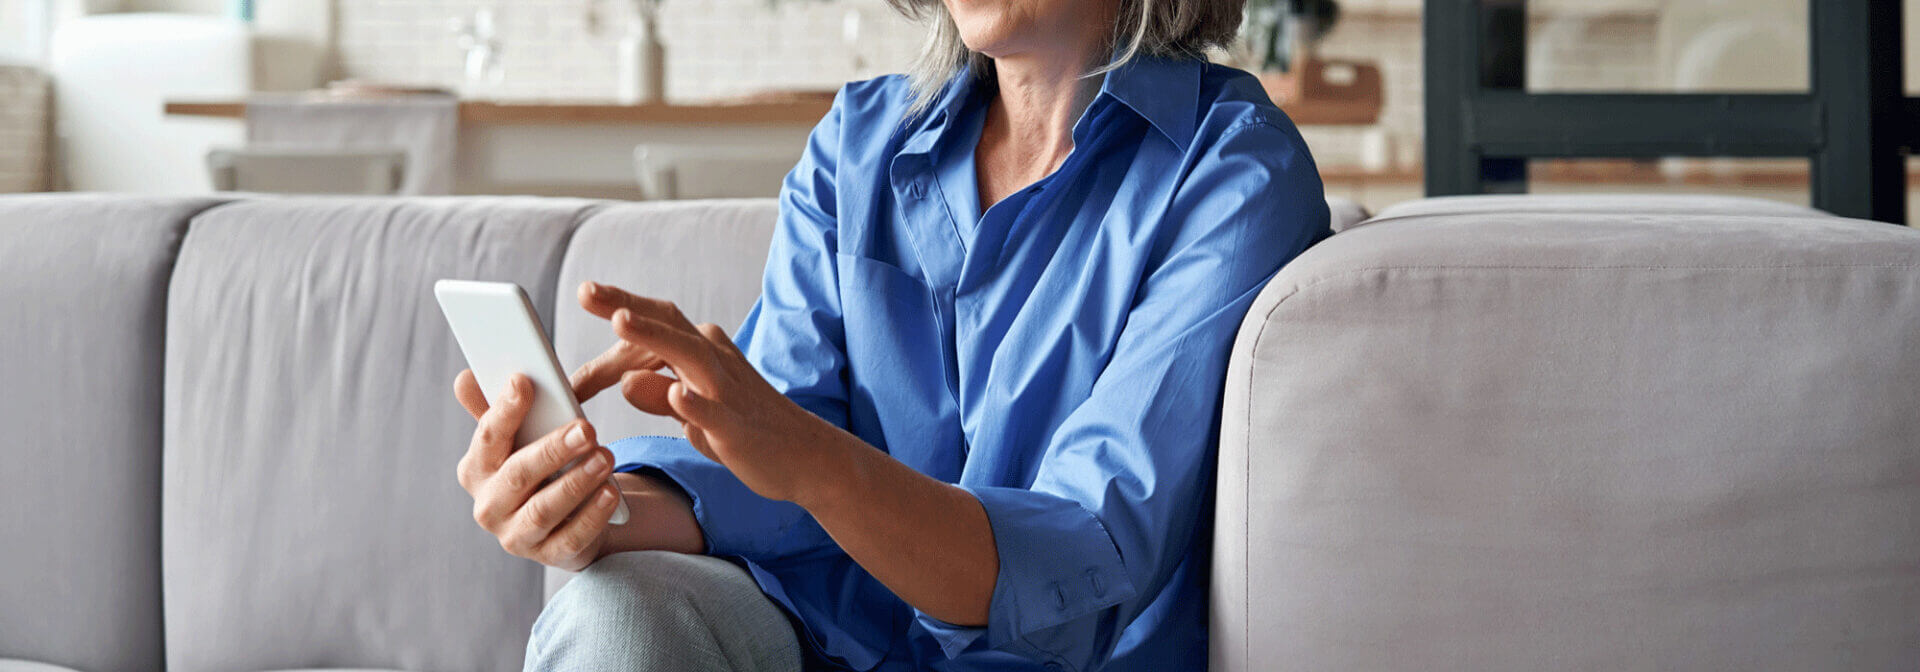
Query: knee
526,551,798,672
539,551,709,631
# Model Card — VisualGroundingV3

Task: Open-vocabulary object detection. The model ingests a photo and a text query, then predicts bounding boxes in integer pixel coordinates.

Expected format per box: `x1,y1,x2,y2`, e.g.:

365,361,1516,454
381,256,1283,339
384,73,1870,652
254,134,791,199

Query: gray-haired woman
453,0,1330,669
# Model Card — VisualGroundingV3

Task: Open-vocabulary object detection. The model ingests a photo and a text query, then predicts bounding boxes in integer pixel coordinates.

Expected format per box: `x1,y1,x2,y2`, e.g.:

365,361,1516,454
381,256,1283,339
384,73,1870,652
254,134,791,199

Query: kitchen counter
165,97,830,199
163,98,834,126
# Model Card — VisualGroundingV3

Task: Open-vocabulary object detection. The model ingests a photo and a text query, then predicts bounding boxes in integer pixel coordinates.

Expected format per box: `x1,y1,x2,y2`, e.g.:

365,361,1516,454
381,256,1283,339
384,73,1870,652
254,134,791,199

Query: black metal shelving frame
1424,0,1910,224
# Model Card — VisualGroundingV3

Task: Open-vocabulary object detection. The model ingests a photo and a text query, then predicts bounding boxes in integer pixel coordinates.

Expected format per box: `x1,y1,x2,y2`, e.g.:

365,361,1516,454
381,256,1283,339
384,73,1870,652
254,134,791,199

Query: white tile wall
334,0,927,101
0,65,49,193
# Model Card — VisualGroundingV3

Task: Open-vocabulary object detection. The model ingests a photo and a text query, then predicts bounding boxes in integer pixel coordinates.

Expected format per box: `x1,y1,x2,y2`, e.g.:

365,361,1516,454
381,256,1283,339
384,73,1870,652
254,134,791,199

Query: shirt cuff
913,611,989,659
958,485,1139,658
607,434,826,559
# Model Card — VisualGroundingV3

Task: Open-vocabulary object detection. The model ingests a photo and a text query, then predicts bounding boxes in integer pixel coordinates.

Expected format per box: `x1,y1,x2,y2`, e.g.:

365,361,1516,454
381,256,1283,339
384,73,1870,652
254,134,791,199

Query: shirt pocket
834,253,965,481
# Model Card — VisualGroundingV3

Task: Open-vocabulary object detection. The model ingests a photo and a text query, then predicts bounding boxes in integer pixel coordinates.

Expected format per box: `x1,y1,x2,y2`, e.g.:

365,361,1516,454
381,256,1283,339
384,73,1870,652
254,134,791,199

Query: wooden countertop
163,98,834,125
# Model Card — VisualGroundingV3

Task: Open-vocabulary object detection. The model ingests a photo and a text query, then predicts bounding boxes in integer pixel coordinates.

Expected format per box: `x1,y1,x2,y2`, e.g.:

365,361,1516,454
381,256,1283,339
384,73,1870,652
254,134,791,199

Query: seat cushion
162,196,598,671
0,659,88,672
1371,193,1826,221
1214,211,1920,670
0,194,223,672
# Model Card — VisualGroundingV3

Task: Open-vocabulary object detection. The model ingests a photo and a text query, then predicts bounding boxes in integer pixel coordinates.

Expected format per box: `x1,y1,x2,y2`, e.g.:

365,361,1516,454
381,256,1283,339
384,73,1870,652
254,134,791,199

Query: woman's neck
986,51,1104,163
974,32,1110,210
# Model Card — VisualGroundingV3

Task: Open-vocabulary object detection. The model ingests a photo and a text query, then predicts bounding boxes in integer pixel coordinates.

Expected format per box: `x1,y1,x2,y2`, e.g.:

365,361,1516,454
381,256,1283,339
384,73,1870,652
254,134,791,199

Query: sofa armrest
1213,208,1920,671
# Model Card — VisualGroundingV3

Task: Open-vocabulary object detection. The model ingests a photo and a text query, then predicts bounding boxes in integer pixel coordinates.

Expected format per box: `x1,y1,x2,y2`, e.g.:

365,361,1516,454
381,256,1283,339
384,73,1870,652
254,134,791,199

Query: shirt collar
895,64,986,160
903,53,1204,155
1096,54,1203,152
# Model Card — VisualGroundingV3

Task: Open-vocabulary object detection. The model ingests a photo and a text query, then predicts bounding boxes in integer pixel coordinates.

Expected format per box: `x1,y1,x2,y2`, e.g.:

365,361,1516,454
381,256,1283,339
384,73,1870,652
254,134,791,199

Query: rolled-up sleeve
610,87,853,562
915,117,1330,668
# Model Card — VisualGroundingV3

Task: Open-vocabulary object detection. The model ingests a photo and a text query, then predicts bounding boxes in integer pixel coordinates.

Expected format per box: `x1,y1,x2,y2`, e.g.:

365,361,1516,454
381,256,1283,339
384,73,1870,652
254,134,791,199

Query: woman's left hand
572,281,852,505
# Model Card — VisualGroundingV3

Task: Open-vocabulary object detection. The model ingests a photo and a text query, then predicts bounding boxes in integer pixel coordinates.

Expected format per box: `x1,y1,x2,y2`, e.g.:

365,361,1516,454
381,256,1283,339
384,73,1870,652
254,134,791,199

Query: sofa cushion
162,197,598,672
1371,193,1826,222
1324,195,1370,234
1214,211,1920,670
0,660,88,672
0,194,223,672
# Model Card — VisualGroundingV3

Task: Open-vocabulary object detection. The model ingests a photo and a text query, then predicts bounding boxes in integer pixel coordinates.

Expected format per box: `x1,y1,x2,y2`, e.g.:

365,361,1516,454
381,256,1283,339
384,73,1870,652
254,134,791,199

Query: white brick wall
334,0,927,101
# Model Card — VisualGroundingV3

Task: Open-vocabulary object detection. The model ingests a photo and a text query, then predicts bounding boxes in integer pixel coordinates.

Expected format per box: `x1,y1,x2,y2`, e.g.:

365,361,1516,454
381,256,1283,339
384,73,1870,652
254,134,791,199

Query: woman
452,0,1328,669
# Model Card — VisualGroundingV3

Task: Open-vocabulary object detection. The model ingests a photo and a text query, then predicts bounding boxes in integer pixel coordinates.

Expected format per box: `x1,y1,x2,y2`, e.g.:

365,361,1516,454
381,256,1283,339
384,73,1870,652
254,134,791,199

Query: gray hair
883,0,1247,112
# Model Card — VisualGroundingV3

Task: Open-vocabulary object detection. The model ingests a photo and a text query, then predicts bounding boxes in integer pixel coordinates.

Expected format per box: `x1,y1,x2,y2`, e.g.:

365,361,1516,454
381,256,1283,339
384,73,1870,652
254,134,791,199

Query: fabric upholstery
161,197,599,672
0,194,222,672
1214,211,1920,670
1371,193,1825,222
0,660,88,672
1323,195,1370,233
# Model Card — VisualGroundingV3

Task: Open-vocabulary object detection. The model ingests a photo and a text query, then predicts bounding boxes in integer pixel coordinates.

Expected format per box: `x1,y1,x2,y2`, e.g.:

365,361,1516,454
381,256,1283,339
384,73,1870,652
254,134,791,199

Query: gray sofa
2,192,1915,672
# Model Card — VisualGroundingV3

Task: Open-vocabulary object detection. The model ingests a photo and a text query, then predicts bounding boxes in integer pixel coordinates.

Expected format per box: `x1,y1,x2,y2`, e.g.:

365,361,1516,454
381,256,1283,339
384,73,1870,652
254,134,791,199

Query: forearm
600,471,706,557
795,431,998,626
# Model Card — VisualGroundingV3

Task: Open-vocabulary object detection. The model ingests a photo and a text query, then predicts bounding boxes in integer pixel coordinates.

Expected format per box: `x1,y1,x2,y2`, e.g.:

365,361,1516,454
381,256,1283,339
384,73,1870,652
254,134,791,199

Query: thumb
667,381,726,427
621,370,681,420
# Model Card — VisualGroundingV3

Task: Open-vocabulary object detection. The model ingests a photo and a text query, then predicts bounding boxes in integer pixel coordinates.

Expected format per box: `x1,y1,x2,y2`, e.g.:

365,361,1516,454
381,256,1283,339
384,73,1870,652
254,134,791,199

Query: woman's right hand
452,370,704,571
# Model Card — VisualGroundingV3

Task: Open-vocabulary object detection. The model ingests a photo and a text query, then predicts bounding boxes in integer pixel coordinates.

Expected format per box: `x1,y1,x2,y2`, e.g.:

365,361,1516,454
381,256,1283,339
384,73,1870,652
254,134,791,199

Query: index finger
613,309,721,394
579,282,699,333
568,339,663,403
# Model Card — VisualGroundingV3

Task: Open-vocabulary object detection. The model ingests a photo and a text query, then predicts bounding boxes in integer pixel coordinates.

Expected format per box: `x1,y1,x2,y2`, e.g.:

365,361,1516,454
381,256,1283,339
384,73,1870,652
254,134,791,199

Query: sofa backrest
160,197,598,671
1213,205,1920,670
0,195,223,672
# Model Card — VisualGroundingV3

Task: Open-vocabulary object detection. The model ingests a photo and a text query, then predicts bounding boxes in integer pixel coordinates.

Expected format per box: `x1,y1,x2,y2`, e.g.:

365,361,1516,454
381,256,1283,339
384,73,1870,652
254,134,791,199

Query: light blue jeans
524,551,803,672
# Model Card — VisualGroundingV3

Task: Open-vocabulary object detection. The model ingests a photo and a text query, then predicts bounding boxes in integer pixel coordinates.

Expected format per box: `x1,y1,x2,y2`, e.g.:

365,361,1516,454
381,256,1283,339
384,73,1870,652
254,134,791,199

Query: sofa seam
154,195,243,670
547,200,614,333
1356,209,1837,228
1243,260,1920,381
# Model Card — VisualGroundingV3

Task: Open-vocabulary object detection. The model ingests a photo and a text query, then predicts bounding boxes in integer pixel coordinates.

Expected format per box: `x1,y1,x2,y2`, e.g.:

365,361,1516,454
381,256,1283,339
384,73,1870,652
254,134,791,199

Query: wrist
603,471,706,555
789,425,869,515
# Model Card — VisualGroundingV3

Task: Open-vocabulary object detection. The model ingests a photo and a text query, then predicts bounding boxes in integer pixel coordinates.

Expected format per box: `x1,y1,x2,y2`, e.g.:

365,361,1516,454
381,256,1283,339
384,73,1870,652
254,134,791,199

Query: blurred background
1,0,1917,217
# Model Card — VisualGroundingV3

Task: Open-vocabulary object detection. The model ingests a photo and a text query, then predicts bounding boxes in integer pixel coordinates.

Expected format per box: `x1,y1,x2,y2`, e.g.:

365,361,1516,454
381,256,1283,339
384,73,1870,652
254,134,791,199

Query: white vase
616,14,666,104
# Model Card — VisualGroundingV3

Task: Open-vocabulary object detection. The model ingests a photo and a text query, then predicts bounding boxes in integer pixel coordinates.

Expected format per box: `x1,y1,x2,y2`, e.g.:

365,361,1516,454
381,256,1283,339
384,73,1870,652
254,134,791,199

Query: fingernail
565,424,588,449
584,451,609,473
584,281,599,294
598,488,617,505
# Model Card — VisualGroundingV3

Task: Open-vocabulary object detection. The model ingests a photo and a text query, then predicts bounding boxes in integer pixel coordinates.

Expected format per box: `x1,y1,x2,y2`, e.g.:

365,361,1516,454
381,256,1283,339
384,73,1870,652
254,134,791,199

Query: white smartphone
434,279,629,525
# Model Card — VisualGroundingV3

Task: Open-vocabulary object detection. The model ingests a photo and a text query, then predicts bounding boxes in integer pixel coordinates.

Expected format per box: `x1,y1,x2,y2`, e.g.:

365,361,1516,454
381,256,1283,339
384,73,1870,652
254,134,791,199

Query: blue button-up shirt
610,55,1329,671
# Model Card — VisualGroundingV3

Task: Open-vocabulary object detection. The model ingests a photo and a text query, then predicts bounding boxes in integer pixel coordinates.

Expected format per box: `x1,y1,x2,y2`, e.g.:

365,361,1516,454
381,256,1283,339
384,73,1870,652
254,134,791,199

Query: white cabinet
49,13,250,193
